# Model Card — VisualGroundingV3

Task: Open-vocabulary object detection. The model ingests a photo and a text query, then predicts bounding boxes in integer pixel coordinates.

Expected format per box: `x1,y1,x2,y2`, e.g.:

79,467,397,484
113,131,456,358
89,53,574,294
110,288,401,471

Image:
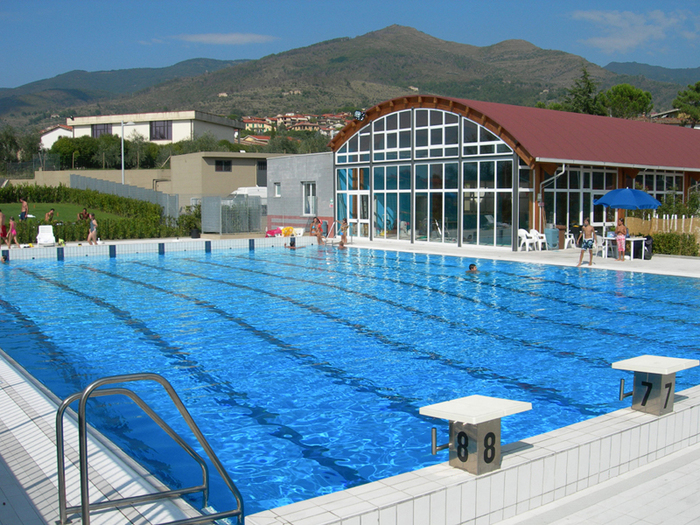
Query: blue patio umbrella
593,188,661,210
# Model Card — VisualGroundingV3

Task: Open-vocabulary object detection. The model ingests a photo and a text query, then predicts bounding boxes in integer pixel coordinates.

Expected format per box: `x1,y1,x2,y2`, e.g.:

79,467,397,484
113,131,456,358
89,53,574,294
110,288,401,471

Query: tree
16,130,41,162
600,84,653,119
673,81,700,127
0,126,19,164
93,134,121,169
561,66,607,116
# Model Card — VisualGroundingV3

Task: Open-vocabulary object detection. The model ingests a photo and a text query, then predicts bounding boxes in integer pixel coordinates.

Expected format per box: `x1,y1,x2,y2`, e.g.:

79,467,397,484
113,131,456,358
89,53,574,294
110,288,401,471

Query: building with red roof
322,95,700,250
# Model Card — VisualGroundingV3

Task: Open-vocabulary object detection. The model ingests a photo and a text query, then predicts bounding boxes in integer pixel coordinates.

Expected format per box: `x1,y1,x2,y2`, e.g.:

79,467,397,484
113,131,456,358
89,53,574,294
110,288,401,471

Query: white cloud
572,9,689,54
173,33,277,45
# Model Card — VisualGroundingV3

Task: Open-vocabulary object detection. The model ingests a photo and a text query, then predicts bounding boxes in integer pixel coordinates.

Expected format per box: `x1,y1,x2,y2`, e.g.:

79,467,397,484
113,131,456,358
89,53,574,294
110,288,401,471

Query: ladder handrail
57,387,210,522
56,372,244,525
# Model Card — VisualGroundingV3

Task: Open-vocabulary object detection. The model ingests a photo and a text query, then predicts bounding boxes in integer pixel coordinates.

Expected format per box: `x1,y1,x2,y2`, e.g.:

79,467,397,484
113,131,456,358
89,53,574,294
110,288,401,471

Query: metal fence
35,153,60,172
3,154,60,179
201,195,266,234
4,161,34,179
70,174,180,218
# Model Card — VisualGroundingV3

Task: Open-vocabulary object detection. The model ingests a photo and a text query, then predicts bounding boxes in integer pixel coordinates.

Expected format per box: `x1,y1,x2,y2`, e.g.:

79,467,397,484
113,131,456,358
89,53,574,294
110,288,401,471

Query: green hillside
0,26,689,131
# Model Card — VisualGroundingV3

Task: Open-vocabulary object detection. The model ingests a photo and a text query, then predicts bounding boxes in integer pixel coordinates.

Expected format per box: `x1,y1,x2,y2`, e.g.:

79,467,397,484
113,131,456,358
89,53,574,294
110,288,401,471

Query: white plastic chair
518,229,536,251
564,231,577,249
594,236,605,257
530,229,547,250
36,225,56,245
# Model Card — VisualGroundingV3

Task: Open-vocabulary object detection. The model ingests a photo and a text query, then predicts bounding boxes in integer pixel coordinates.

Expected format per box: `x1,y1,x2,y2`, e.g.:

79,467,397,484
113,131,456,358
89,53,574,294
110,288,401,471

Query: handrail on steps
56,372,244,525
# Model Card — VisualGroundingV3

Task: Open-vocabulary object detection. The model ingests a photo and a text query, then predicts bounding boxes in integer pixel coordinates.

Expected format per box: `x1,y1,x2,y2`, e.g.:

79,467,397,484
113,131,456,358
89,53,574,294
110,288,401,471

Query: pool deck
3,237,700,524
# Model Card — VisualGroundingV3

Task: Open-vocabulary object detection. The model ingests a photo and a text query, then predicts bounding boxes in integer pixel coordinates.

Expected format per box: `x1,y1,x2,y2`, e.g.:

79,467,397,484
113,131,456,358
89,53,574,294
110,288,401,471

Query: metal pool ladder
56,372,245,525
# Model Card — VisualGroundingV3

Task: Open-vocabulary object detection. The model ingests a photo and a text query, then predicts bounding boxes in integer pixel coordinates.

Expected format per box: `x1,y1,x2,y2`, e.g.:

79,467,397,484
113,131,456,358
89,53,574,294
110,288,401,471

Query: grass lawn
6,203,123,222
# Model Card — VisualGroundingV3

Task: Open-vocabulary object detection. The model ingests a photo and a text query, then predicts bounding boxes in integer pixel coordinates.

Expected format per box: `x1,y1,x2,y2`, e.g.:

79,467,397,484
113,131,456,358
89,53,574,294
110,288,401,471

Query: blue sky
1,0,700,88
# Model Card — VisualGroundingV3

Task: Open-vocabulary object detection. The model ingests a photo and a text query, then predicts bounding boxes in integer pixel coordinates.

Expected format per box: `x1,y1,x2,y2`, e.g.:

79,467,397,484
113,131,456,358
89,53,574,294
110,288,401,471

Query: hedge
1,184,196,242
652,232,699,257
0,184,161,218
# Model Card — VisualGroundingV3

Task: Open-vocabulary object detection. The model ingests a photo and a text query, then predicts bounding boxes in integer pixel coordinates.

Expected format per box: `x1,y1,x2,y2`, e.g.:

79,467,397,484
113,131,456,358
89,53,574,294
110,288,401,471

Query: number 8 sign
449,419,502,475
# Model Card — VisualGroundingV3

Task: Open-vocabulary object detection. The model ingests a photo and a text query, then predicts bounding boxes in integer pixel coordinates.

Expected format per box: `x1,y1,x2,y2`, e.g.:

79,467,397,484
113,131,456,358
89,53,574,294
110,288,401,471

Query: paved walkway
500,440,700,525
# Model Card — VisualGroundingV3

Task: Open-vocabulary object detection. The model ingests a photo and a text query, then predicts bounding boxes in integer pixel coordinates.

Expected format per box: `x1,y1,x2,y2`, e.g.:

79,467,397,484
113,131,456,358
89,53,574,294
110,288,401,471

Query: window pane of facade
463,191,477,244
430,164,443,190
337,169,348,191
150,121,172,140
416,165,428,190
429,193,443,243
399,166,411,190
445,192,458,243
386,166,398,190
496,193,512,246
374,193,385,238
464,163,478,189
399,193,411,239
480,162,495,189
91,124,112,138
415,193,428,241
445,163,458,189
374,167,385,190
215,160,232,172
386,193,398,237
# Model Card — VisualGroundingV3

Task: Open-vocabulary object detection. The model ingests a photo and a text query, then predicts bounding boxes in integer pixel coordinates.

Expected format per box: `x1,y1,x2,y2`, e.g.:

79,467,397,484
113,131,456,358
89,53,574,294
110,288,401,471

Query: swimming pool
2,246,700,515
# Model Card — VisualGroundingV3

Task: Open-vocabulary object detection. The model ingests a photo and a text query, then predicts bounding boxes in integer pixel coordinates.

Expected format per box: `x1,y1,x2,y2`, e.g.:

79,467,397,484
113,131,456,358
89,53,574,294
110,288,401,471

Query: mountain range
0,26,695,132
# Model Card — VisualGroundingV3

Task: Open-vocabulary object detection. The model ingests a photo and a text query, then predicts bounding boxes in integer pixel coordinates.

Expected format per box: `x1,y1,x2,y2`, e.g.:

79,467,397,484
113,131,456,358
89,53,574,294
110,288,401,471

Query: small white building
67,110,244,144
40,125,73,150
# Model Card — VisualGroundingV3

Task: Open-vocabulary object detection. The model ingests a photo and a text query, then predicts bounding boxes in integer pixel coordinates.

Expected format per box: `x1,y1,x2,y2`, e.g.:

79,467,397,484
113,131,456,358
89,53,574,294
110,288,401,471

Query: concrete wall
267,152,334,232
193,119,238,143
169,154,261,206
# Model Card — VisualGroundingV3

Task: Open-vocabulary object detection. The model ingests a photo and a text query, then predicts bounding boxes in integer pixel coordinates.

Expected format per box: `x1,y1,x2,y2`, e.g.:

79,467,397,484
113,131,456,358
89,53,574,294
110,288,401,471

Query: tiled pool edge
247,385,700,525
0,236,316,262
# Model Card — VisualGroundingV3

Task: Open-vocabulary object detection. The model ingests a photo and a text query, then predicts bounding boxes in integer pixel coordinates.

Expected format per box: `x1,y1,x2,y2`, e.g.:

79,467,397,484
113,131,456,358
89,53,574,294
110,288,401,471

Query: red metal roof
451,98,700,171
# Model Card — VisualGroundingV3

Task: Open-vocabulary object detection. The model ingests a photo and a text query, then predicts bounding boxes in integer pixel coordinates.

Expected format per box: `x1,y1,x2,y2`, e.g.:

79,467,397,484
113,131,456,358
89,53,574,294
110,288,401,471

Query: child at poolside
87,214,98,245
6,217,20,249
339,218,348,244
615,218,628,261
576,217,596,267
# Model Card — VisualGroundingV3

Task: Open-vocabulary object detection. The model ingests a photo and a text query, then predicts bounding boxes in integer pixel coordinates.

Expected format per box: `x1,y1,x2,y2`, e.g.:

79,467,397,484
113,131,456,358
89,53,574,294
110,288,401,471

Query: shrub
2,184,189,242
652,232,699,256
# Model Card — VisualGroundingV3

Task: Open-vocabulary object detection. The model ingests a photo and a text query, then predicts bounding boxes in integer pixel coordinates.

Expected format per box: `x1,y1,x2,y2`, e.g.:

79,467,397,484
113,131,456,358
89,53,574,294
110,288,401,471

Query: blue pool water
2,247,700,514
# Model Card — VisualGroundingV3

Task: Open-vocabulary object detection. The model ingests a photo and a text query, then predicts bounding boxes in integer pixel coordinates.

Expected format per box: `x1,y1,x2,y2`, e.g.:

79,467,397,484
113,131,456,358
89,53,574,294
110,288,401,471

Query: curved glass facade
335,109,523,246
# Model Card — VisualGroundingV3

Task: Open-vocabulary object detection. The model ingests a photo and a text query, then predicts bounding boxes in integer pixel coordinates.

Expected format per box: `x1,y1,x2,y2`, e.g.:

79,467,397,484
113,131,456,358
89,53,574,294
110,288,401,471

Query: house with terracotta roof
40,124,73,150
269,95,700,250
241,135,271,147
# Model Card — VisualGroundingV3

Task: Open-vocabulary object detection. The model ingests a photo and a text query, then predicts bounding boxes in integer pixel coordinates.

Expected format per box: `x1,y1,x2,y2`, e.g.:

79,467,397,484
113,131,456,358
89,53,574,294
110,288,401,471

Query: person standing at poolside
339,218,348,244
6,217,20,248
19,198,28,221
615,218,628,261
311,217,325,245
576,217,596,267
87,213,98,245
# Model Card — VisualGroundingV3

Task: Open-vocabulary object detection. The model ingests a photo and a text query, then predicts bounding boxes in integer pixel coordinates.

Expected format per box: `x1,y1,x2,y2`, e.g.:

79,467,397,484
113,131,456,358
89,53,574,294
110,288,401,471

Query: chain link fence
4,154,62,179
